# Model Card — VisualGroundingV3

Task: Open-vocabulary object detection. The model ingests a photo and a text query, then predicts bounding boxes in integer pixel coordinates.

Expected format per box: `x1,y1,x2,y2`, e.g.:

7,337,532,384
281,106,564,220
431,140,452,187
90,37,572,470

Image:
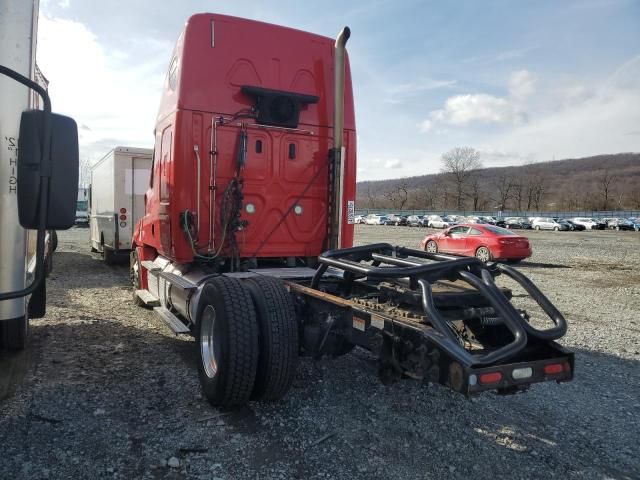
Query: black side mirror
18,110,79,229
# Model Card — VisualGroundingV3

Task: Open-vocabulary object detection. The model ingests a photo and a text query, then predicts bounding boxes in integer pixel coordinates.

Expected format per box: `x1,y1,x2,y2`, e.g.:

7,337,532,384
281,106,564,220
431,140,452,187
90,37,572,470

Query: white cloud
417,119,433,132
36,15,169,165
384,158,402,169
479,56,640,162
383,78,456,104
509,70,535,101
419,70,534,132
57,0,70,8
429,93,524,126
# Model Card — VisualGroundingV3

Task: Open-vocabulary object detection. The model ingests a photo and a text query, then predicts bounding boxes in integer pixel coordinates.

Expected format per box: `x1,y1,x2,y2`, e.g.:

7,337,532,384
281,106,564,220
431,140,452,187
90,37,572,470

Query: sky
36,0,640,181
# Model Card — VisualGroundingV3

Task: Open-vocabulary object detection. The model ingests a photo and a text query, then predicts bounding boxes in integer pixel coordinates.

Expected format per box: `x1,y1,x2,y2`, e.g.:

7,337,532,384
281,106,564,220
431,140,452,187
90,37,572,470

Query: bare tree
364,183,377,209
383,180,409,210
599,169,616,210
511,181,524,211
440,147,482,210
465,178,484,211
492,174,514,211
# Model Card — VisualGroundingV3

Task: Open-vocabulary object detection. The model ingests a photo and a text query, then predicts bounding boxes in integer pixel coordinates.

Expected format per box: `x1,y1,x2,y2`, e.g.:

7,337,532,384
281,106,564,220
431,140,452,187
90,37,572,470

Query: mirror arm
0,65,52,301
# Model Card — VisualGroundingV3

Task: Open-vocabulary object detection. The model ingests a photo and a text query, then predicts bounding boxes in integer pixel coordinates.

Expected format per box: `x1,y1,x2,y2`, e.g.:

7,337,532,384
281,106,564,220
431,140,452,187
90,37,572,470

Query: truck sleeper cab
131,14,573,409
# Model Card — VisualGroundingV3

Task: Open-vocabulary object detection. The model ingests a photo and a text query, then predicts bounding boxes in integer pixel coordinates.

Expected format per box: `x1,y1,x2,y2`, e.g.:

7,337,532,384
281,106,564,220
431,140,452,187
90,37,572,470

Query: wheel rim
200,305,220,379
130,254,140,288
426,241,437,253
476,247,490,262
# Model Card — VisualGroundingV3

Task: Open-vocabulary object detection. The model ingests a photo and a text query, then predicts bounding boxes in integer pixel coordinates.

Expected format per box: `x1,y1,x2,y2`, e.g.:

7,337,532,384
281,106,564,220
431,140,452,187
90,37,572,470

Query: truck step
140,260,160,272
135,289,160,307
148,270,197,290
154,307,191,334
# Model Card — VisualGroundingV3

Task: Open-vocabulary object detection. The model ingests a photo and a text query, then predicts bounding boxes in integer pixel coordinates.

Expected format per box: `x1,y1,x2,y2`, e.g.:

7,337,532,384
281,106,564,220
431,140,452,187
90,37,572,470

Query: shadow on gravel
516,261,571,269
50,251,129,290
2,309,639,479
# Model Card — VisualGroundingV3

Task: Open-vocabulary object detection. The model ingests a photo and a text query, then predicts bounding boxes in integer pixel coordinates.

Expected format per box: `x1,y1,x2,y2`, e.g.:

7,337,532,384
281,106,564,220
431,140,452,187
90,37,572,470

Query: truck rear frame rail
288,243,573,395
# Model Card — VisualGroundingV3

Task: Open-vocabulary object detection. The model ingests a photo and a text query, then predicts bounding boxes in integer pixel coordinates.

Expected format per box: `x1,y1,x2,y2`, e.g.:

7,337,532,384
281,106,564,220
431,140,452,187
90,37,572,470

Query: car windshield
484,225,517,236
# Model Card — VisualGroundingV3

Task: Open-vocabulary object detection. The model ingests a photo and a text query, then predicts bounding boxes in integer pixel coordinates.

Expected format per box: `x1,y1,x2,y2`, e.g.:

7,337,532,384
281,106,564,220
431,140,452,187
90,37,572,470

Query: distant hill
356,153,640,212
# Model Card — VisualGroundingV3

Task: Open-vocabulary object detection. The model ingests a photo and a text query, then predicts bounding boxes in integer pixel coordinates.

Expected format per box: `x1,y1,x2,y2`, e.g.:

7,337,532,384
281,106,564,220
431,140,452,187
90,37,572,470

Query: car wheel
475,246,492,263
553,226,559,231
616,226,620,231
425,240,438,253
534,225,540,230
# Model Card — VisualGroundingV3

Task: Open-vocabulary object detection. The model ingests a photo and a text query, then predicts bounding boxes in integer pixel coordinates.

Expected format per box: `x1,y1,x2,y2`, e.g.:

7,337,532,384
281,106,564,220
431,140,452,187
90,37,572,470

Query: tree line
357,150,640,212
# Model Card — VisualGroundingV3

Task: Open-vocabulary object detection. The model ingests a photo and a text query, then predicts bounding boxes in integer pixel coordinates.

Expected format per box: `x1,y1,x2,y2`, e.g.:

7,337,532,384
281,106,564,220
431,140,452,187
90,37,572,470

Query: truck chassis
133,243,573,406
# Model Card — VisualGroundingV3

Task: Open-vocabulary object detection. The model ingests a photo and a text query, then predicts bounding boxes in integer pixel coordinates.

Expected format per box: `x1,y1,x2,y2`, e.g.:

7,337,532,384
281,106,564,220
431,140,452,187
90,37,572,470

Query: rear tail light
512,367,533,379
544,363,565,375
479,372,502,384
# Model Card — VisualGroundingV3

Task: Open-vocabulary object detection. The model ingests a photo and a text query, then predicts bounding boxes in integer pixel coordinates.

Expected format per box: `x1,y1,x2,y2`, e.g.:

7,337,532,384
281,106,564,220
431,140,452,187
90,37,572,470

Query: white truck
76,187,89,224
0,0,79,349
89,147,152,263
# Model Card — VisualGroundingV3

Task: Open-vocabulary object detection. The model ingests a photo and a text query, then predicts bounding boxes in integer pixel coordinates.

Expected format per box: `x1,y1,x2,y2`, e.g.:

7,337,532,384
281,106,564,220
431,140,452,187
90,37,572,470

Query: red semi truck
131,14,573,407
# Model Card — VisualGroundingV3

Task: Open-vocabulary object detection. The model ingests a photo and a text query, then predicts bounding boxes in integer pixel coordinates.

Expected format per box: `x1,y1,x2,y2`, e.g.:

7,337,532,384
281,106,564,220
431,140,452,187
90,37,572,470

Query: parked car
354,215,365,224
405,215,422,227
465,216,489,225
419,224,532,263
479,216,497,225
562,219,586,231
531,217,567,231
384,214,407,226
425,215,451,228
610,218,640,231
502,217,532,229
364,214,386,225
606,217,638,231
570,217,605,230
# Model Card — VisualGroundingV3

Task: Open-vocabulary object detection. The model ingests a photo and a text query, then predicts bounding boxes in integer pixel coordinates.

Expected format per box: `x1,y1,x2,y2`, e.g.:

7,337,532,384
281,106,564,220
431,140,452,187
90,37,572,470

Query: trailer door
129,155,151,238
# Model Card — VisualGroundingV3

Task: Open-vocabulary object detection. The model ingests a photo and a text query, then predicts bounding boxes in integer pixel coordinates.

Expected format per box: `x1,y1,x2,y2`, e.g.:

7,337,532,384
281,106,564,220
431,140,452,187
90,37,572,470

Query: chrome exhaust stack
329,26,350,250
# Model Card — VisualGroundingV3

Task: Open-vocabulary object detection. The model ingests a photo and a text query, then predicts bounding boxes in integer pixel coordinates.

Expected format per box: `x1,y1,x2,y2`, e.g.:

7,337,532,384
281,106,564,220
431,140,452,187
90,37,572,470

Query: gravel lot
1,225,639,479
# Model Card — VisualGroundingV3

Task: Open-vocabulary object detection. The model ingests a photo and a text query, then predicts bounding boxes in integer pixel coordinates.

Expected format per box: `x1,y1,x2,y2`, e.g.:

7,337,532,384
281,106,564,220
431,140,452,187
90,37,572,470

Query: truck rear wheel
196,277,259,408
244,276,299,401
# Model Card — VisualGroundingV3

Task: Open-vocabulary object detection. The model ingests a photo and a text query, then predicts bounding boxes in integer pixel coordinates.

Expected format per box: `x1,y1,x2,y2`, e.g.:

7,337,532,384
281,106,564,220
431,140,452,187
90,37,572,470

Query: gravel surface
1,225,639,479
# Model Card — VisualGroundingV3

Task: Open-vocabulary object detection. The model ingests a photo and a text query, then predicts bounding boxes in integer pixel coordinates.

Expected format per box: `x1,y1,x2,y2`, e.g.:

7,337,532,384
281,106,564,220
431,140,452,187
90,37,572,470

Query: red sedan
418,224,532,262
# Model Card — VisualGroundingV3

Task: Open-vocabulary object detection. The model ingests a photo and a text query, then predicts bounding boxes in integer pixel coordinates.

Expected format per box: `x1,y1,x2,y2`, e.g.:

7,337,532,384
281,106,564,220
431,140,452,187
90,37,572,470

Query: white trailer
1,0,77,349
0,0,39,349
90,147,152,263
76,187,89,224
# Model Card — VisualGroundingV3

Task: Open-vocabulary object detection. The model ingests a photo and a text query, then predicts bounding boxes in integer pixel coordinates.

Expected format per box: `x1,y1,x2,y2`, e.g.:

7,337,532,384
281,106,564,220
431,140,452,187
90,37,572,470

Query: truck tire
50,231,58,252
244,276,299,401
1,316,28,350
196,277,259,408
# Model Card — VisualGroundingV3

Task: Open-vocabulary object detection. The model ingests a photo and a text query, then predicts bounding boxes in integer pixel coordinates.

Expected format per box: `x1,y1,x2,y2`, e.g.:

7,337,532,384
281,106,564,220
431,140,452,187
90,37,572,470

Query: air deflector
241,85,319,128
